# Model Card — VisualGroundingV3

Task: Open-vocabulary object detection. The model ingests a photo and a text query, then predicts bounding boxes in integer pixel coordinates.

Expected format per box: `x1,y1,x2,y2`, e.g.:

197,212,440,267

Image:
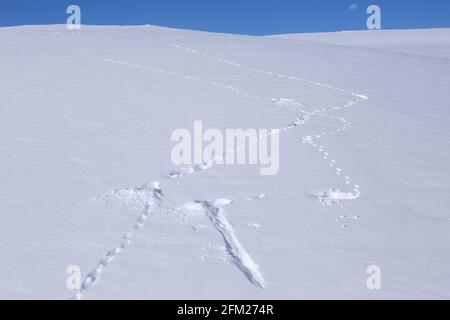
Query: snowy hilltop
0,25,449,299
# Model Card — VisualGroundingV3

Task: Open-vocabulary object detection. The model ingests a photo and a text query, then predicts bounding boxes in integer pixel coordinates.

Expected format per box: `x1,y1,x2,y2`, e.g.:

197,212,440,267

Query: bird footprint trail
77,57,284,295
72,182,163,300
72,234,132,300
168,44,369,204
105,49,367,201
102,58,308,181
300,97,367,205
85,44,368,297
197,199,266,288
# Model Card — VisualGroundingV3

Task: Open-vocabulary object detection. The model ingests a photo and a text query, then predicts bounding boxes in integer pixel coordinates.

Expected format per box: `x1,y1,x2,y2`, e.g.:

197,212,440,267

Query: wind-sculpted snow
197,199,266,289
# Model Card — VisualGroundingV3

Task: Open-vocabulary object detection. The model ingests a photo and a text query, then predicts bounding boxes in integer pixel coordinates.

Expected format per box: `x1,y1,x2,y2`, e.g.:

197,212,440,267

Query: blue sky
0,0,449,35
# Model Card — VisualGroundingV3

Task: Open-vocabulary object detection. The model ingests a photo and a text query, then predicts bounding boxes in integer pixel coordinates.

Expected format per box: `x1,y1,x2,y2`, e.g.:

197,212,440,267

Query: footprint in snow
245,193,268,201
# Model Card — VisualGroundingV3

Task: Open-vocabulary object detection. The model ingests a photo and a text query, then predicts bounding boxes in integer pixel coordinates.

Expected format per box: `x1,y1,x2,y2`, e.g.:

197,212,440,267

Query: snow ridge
197,199,266,289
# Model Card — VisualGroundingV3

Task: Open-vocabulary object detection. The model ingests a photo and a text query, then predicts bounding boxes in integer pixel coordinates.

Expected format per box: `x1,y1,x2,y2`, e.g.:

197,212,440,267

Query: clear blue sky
0,0,449,35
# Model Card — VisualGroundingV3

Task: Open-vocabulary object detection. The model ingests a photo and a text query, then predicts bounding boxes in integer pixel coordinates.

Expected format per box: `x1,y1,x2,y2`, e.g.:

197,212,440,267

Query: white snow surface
0,25,449,299
272,28,450,60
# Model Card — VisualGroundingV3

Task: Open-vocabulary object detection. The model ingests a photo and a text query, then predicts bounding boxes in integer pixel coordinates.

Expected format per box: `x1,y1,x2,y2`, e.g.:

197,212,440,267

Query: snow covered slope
0,25,449,299
272,28,450,60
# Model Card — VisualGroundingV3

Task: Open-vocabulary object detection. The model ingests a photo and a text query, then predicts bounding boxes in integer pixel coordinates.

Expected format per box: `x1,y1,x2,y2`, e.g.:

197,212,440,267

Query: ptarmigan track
72,182,163,300
102,58,309,180
167,44,369,202
74,44,368,298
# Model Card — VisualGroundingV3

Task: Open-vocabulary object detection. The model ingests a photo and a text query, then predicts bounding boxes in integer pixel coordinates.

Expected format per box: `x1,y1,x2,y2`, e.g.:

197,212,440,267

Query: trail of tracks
104,54,367,200
72,183,163,300
167,44,368,201
74,44,368,298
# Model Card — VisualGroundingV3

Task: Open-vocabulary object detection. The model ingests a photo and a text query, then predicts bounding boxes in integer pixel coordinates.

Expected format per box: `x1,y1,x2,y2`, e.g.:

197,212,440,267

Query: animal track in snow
73,182,163,300
104,58,311,181
72,233,132,300
107,48,367,223
319,188,360,206
91,44,369,295
245,193,268,201
167,44,368,207
164,102,307,180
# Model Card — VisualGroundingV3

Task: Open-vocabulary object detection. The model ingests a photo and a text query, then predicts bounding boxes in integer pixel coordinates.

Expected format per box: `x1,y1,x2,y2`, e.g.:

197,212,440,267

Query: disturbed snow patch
197,199,266,289
98,182,162,210
319,188,360,206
